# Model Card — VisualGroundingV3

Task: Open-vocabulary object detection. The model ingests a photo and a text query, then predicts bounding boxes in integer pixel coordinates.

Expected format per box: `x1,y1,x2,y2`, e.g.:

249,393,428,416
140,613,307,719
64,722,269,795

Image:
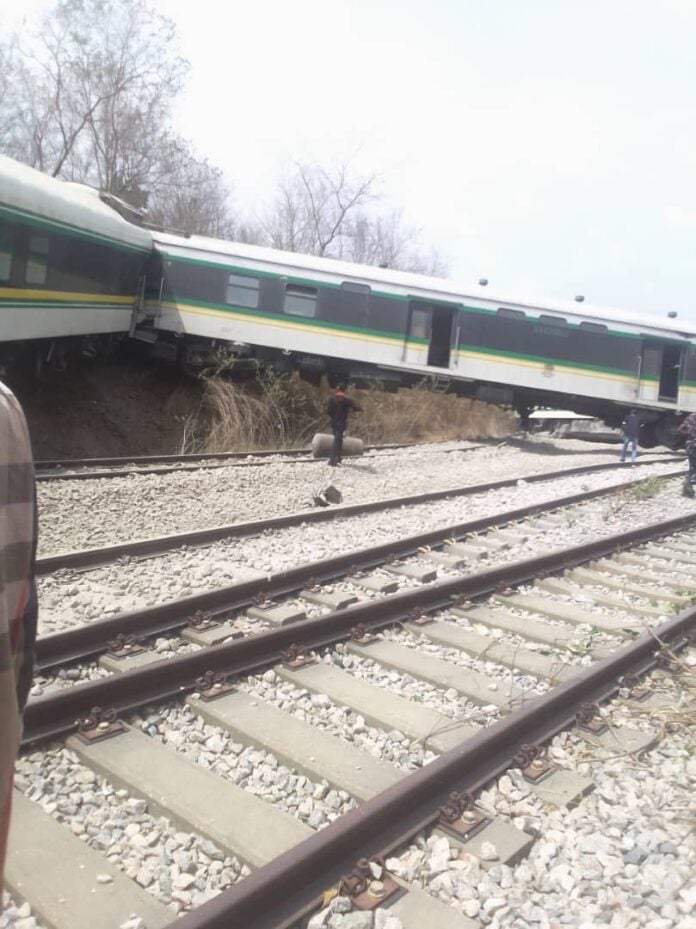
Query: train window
409,308,429,340
0,228,11,281
284,283,317,318
579,321,607,333
341,282,371,296
25,234,49,285
341,281,370,325
226,273,260,308
538,314,567,327
497,307,526,320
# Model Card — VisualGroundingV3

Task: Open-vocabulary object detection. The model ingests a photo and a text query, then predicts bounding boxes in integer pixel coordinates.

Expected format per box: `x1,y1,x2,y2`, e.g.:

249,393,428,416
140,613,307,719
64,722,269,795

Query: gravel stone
141,702,357,827
393,668,695,929
37,446,679,636
14,744,243,913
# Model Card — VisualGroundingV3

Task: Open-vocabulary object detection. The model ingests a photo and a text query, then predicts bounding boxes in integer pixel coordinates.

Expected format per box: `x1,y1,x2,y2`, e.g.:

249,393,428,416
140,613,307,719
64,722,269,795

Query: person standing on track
620,409,640,463
326,382,361,467
0,381,37,894
678,411,696,497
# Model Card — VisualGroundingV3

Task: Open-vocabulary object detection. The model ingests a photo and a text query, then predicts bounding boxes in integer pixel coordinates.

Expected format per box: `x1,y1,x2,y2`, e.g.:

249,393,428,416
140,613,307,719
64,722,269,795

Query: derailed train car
0,155,151,368
2,154,696,447
134,230,696,447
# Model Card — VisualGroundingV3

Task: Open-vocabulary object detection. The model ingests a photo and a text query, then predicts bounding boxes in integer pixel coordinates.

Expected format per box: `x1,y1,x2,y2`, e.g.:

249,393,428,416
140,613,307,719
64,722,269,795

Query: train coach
0,155,151,368
136,230,696,447
2,154,696,448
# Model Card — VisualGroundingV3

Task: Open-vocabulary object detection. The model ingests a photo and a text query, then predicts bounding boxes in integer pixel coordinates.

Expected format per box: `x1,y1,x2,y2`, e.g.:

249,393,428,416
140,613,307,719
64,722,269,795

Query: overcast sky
5,0,696,320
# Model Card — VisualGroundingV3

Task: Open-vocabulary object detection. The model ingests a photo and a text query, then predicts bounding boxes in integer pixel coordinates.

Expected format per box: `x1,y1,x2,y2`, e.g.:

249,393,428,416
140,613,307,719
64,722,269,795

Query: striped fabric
0,380,37,894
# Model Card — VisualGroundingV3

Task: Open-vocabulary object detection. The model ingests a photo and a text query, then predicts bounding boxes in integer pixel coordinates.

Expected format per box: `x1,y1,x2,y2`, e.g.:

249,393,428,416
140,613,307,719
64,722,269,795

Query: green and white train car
0,155,151,352
2,155,696,447
139,230,696,446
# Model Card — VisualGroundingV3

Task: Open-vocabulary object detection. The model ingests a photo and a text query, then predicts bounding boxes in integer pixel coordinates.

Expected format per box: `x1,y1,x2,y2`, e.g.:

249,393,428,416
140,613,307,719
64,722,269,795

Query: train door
404,301,456,368
639,341,682,402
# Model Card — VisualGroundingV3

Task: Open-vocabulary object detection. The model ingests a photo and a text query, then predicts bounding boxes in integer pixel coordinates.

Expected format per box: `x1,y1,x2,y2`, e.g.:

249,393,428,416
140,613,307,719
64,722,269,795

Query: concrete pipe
311,433,364,459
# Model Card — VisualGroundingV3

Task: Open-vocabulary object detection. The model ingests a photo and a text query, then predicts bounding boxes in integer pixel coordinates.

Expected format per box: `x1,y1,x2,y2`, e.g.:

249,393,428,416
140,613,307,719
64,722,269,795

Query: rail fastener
339,856,402,911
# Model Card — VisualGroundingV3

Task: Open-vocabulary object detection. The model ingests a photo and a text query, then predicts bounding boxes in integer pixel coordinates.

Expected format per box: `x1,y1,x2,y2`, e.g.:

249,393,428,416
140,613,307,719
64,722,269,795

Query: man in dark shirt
326,383,361,466
678,411,696,497
620,409,640,463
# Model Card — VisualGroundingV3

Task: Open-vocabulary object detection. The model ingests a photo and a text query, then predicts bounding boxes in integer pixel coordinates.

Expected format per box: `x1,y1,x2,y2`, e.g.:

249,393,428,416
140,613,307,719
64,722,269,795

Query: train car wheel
638,422,659,448
654,413,685,450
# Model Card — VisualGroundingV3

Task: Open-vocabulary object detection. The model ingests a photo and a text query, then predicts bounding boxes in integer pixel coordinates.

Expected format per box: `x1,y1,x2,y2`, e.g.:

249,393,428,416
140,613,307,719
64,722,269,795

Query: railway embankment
8,357,514,460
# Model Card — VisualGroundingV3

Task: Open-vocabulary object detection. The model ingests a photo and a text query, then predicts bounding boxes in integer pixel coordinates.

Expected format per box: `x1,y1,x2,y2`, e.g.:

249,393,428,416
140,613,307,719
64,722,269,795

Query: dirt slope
6,358,514,460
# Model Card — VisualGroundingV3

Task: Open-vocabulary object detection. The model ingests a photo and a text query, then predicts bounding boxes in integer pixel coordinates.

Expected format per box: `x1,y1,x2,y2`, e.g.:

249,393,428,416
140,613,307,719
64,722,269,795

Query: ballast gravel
389,667,695,929
36,438,675,555
380,628,549,697
138,702,357,829
329,645,498,726
14,746,244,915
0,894,47,929
37,463,683,634
240,670,438,771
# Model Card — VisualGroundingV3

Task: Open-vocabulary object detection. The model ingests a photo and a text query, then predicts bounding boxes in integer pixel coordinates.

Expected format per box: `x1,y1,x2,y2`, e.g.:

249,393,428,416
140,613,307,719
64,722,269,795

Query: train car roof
0,155,152,252
153,231,696,341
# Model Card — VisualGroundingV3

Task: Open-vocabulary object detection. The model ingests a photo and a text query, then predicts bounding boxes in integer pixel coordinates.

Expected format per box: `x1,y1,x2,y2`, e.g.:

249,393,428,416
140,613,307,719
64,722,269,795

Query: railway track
33,464,685,669
34,441,671,483
33,442,475,482
37,457,680,574
9,501,695,929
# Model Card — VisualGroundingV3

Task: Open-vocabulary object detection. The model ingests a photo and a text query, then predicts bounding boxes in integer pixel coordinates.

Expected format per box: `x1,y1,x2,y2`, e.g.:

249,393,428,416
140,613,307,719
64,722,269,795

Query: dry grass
181,373,515,453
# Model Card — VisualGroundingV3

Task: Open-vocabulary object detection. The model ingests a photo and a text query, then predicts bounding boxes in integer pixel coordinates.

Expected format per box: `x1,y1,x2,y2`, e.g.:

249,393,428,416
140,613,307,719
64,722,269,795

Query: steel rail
34,443,667,482
35,442,475,482
35,458,320,482
170,605,696,929
34,442,413,471
36,458,680,575
34,468,685,670
24,509,696,745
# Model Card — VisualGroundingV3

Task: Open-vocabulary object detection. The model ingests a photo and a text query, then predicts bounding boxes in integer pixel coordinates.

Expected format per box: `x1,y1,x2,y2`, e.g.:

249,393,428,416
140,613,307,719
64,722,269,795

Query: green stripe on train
0,202,151,255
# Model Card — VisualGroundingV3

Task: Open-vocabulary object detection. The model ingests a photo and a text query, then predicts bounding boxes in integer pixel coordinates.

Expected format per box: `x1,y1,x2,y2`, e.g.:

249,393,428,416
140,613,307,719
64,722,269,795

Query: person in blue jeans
620,409,640,463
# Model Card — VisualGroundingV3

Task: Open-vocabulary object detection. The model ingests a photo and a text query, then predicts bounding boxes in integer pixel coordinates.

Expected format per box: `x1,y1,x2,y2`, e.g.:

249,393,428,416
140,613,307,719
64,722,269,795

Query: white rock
427,836,452,873
174,873,197,891
482,897,507,915
479,841,499,861
374,911,403,929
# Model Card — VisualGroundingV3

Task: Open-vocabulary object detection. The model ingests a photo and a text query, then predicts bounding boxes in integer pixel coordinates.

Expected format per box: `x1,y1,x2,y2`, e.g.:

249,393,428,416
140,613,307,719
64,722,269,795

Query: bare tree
260,161,377,257
258,161,449,276
146,139,236,237
0,0,238,237
1,0,188,181
1,9,446,269
346,208,448,276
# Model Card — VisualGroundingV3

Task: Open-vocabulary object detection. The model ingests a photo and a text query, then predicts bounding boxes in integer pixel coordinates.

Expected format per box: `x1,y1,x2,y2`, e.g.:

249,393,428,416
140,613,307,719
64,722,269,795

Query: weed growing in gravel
606,475,670,518
627,476,669,499
569,625,601,655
